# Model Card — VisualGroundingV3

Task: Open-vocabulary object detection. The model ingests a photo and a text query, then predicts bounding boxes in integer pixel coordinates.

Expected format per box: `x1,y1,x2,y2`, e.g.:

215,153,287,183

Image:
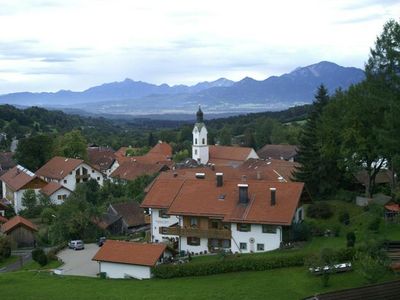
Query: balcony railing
159,226,231,239
75,174,90,180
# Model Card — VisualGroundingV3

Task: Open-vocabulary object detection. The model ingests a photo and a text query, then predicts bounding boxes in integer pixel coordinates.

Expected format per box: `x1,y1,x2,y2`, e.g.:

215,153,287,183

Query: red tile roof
110,161,168,181
385,202,400,212
115,143,172,166
92,240,166,266
87,147,116,171
41,182,71,197
1,216,38,233
143,176,304,225
209,145,257,162
36,156,84,180
110,202,146,227
257,144,298,160
0,215,8,224
0,165,40,191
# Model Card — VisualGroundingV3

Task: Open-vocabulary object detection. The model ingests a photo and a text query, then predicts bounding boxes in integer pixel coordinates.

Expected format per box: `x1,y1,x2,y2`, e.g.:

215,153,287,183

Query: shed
1,216,38,247
92,240,167,279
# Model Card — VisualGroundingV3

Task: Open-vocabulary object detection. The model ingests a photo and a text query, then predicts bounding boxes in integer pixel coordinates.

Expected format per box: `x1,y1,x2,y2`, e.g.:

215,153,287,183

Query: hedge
152,253,305,279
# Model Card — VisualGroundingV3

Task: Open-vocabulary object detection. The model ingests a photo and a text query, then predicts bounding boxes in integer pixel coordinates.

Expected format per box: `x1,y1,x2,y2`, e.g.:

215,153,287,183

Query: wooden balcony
75,174,90,180
159,226,231,239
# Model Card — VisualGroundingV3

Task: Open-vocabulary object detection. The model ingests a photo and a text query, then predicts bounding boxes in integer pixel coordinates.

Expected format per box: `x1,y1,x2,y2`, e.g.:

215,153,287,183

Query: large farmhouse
36,156,104,191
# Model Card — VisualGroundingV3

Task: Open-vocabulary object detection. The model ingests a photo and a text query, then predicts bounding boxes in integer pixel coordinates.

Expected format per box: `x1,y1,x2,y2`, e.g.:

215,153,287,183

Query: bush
0,236,12,260
368,217,381,232
153,253,305,279
347,231,356,247
32,248,48,266
306,202,333,219
292,222,312,241
339,212,350,225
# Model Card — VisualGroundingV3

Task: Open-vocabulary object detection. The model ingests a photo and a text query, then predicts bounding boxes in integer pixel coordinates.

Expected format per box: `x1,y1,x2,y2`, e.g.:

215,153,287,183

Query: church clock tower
192,106,209,164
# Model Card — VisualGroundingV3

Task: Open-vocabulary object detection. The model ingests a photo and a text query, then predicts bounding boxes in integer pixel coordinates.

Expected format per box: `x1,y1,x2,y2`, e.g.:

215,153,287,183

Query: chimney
216,173,223,187
270,188,276,206
238,184,249,204
195,172,205,179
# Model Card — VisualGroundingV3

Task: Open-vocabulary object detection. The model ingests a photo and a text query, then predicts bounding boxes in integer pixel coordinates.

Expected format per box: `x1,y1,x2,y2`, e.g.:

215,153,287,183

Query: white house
142,174,305,255
36,156,104,191
0,165,47,213
40,182,72,205
92,240,168,279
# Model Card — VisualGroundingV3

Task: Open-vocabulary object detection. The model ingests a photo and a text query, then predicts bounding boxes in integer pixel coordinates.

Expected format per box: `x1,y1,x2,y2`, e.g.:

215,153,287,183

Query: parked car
97,237,106,247
68,240,85,250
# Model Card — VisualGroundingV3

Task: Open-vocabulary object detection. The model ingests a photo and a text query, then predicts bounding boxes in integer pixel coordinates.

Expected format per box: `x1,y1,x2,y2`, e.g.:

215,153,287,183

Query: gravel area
57,243,99,277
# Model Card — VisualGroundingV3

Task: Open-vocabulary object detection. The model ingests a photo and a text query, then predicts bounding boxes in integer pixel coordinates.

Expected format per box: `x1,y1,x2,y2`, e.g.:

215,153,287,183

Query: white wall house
36,157,104,192
40,182,72,205
0,165,47,214
92,240,168,279
150,208,179,243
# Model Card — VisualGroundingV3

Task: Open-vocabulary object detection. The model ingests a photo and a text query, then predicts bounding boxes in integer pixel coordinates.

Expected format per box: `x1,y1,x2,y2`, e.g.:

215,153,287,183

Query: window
202,138,205,144
262,225,277,234
97,177,100,181
222,239,231,248
64,180,67,184
190,217,198,227
194,149,198,155
257,244,265,251
237,223,251,232
211,221,219,229
187,237,200,246
158,210,169,218
240,243,247,250
298,209,303,220
57,195,62,200
195,138,198,145
92,170,95,173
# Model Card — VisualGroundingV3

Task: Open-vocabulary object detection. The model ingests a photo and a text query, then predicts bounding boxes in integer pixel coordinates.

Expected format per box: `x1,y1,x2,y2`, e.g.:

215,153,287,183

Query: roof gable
0,165,41,191
36,156,90,180
1,216,38,233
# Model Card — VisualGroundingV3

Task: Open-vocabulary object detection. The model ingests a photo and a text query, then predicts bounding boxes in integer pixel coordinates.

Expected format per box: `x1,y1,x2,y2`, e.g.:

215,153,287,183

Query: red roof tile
209,145,257,162
36,156,84,180
1,216,38,233
92,240,166,266
87,147,116,171
0,165,40,191
257,144,298,160
141,179,185,209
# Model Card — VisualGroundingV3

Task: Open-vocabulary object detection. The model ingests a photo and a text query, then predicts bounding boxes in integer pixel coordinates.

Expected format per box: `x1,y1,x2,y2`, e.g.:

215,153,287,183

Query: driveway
57,243,99,277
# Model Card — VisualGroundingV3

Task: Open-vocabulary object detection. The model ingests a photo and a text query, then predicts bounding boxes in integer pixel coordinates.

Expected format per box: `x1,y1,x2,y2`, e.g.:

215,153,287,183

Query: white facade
99,261,152,279
150,208,179,243
2,181,42,214
246,149,260,160
47,187,72,205
192,124,209,164
42,162,104,191
106,160,119,177
230,223,282,254
180,237,208,254
294,206,304,223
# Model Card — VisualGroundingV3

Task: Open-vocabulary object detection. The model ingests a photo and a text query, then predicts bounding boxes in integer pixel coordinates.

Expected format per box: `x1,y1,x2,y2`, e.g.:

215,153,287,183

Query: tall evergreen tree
293,85,330,197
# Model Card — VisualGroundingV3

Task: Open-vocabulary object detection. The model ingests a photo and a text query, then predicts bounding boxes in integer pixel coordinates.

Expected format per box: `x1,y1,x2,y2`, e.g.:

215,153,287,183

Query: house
1,216,38,247
92,240,168,279
142,173,305,254
257,144,298,162
115,142,173,166
87,146,119,176
0,165,47,213
192,107,258,166
40,182,72,205
94,202,149,234
110,160,169,182
35,156,104,191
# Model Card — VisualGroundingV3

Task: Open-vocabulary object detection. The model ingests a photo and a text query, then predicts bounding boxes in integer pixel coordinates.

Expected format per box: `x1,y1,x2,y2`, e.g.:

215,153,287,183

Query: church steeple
196,106,204,123
192,106,209,164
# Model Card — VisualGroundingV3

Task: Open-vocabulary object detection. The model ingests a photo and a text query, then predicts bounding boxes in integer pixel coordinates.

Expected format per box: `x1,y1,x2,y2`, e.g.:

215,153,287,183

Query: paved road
0,249,32,273
57,243,99,277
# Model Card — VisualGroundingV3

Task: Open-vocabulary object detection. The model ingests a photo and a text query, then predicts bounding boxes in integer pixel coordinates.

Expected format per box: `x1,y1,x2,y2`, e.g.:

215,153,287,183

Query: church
192,106,259,167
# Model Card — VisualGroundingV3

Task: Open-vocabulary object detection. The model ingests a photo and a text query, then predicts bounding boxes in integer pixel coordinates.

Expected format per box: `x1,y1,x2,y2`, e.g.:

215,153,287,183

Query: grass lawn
0,266,397,300
0,256,19,268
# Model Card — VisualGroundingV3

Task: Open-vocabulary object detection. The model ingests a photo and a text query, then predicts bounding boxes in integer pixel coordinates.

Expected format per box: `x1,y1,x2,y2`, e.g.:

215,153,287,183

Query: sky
0,0,399,94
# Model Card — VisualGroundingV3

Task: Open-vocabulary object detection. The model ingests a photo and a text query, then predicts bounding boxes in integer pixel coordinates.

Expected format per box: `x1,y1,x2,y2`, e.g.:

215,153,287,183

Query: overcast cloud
0,0,399,94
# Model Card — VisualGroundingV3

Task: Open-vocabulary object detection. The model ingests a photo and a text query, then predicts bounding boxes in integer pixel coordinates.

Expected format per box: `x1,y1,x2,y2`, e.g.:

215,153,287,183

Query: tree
365,19,400,194
243,128,256,149
57,130,88,160
293,85,330,197
219,125,232,146
22,189,37,212
14,134,55,171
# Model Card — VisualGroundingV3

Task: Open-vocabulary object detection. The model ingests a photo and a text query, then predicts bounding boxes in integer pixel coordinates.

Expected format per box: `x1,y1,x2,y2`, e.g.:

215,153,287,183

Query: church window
194,149,198,155
202,138,205,144
195,138,198,145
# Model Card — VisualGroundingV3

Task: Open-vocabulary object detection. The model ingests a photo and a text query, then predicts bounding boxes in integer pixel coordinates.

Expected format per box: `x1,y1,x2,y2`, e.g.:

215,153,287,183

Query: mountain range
0,61,365,117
